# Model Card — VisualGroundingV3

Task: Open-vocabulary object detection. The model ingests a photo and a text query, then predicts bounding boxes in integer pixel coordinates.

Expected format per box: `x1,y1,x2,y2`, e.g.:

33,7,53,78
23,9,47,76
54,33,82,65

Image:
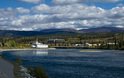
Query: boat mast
36,37,39,43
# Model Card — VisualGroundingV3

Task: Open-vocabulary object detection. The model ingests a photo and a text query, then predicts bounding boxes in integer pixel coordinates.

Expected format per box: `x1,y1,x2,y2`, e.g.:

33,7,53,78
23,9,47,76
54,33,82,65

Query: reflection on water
33,50,48,56
9,50,48,56
2,49,124,78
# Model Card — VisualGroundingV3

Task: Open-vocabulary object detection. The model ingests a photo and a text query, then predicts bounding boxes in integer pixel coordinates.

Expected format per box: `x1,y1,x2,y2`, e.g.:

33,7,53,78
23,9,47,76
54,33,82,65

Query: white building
31,41,48,48
75,44,85,47
107,42,116,45
85,43,101,47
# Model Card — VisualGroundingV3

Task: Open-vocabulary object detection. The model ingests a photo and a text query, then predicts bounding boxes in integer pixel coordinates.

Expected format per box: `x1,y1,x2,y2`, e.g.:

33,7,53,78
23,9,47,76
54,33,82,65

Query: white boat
31,40,48,48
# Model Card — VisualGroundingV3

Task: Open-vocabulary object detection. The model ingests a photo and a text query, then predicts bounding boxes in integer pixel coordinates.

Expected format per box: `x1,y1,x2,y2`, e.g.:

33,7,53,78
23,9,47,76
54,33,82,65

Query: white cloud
0,3,124,31
20,0,41,4
110,6,124,17
16,7,30,14
32,4,50,13
85,0,120,3
53,0,121,4
53,0,79,4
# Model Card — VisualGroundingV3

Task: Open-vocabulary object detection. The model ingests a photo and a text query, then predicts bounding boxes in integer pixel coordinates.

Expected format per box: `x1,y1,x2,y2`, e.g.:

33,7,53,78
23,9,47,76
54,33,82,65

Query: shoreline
0,48,56,52
0,56,14,78
0,48,123,52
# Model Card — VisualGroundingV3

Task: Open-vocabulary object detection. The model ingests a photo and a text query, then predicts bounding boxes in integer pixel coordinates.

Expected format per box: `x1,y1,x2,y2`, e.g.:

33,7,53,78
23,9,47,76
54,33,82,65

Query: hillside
0,27,124,37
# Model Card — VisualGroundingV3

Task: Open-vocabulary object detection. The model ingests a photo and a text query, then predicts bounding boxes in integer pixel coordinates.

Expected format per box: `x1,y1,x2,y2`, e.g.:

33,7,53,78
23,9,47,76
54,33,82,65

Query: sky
0,0,124,31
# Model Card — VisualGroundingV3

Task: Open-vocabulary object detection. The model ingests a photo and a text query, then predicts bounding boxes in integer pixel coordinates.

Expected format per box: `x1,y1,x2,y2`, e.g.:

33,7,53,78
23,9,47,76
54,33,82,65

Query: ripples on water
2,49,124,78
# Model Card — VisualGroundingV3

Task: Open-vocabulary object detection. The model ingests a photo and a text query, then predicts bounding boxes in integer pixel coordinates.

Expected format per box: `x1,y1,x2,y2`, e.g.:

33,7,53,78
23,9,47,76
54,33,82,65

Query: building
85,43,101,48
74,44,85,47
107,42,116,45
47,39,65,44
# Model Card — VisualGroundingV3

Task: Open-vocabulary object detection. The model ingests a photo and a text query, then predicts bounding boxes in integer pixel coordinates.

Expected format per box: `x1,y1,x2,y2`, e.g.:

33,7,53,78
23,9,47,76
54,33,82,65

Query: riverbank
0,48,56,52
0,57,14,78
0,48,123,52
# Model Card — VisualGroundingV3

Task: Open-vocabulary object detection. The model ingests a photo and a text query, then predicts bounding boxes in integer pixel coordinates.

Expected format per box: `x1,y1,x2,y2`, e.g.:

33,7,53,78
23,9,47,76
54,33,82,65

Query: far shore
0,48,56,52
0,48,123,52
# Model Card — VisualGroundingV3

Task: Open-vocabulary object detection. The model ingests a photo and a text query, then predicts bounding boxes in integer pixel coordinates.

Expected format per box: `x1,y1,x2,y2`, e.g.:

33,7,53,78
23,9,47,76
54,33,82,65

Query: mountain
40,28,77,33
0,28,77,37
0,27,123,37
79,27,124,33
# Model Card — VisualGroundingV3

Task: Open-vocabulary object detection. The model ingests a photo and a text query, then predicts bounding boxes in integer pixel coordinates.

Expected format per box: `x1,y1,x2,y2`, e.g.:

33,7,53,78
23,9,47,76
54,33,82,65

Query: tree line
0,32,123,50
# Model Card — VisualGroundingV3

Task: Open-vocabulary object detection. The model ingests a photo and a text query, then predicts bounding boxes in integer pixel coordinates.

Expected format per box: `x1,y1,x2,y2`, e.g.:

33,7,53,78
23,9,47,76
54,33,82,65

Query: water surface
2,49,124,78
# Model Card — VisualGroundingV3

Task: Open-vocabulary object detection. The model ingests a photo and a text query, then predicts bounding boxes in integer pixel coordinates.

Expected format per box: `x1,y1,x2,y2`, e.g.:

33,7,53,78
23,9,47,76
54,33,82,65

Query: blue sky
0,0,123,9
0,0,124,31
0,0,36,8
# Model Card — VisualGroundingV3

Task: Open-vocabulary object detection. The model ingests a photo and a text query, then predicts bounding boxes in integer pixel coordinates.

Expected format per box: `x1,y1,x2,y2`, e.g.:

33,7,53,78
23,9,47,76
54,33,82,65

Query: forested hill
0,27,124,37
0,29,77,37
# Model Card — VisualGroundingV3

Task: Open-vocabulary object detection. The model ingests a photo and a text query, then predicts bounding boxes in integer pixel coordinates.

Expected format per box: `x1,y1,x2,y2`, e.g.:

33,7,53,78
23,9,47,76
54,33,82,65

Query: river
1,49,124,78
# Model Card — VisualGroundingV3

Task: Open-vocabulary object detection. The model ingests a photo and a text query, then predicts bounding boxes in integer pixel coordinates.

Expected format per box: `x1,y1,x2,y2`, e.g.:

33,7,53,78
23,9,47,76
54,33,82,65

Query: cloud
85,0,120,3
53,0,121,4
53,0,80,4
19,0,41,4
16,7,30,14
32,4,50,13
0,3,124,31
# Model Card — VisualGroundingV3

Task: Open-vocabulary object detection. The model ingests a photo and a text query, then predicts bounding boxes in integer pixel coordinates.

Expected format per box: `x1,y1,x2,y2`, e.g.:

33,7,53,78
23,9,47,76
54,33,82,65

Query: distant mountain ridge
79,27,124,33
0,28,77,37
0,27,124,37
